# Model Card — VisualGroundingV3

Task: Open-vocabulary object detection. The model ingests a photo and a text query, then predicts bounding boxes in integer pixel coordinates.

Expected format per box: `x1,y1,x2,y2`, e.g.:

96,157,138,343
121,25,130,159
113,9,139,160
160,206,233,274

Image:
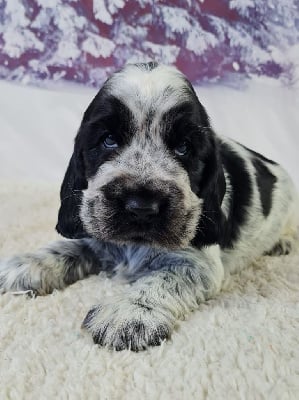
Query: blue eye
174,141,188,156
103,134,118,149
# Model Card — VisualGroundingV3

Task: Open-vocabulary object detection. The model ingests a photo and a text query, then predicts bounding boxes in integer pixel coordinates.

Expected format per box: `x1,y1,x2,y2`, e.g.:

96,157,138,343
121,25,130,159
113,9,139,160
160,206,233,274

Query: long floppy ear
56,148,88,239
56,92,102,238
193,130,226,247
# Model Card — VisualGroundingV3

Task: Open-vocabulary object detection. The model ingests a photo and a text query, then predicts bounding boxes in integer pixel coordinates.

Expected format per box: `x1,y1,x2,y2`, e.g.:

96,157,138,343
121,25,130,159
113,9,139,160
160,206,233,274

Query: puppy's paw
266,238,293,256
81,299,175,351
0,256,39,295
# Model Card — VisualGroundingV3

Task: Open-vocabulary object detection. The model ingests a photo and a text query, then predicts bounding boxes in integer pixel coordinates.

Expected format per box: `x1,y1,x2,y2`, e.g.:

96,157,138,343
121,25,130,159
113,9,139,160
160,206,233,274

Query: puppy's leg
265,210,299,256
82,245,224,351
0,238,110,295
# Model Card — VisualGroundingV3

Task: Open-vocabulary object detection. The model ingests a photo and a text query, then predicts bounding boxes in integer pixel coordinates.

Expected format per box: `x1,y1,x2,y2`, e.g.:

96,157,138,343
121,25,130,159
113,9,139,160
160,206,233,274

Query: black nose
125,196,160,220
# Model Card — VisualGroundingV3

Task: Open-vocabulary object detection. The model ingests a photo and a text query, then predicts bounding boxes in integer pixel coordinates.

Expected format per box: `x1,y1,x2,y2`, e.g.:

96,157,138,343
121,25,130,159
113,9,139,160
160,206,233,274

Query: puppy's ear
56,148,88,239
56,90,102,238
193,131,226,246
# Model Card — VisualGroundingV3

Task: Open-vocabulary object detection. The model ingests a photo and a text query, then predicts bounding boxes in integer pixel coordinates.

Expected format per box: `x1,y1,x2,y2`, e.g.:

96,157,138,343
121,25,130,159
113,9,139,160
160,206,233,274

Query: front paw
81,299,175,351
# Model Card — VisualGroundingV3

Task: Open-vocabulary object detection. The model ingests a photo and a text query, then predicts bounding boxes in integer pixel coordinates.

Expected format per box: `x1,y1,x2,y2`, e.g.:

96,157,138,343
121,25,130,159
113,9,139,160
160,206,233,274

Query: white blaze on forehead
107,64,192,125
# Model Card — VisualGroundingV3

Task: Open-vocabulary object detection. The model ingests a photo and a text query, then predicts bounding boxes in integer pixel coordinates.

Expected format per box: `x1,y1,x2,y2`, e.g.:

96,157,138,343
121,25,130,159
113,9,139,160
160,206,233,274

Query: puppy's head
56,62,224,249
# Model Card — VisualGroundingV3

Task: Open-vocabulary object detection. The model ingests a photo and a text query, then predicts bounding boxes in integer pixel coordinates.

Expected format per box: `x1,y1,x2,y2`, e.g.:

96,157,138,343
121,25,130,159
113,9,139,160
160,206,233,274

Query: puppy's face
58,63,220,249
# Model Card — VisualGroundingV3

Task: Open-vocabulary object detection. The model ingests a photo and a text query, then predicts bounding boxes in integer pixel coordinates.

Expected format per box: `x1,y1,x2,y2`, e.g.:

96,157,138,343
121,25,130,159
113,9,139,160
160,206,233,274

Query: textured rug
0,181,298,400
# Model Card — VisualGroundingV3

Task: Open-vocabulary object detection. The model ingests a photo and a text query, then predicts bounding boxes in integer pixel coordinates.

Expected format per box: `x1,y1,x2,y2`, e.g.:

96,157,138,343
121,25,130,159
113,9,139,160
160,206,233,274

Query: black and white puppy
0,62,298,351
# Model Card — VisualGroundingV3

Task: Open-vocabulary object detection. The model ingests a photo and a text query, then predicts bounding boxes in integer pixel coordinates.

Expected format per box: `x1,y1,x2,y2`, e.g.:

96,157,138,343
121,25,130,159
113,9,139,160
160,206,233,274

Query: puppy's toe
81,301,173,351
266,238,293,256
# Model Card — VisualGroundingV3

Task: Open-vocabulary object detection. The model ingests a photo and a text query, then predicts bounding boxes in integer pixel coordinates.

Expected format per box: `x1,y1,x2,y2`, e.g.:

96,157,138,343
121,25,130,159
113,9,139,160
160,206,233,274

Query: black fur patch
56,153,88,239
252,158,277,217
80,94,135,180
219,142,253,248
190,133,226,248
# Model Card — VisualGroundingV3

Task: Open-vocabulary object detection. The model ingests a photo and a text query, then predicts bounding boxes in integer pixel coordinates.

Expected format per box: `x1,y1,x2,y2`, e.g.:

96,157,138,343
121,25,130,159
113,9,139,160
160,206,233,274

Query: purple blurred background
1,0,298,87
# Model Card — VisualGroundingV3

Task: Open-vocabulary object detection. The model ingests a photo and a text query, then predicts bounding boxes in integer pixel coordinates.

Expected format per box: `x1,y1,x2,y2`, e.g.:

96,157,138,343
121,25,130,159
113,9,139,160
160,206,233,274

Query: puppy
0,62,297,351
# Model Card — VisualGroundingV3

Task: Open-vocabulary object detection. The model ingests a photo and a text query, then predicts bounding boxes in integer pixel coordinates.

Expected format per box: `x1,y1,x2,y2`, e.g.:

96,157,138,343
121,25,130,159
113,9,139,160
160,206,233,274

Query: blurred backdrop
0,0,298,185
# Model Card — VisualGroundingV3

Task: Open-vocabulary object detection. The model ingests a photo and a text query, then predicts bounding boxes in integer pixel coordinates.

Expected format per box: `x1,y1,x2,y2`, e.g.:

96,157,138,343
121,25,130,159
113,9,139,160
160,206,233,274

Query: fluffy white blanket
0,182,298,400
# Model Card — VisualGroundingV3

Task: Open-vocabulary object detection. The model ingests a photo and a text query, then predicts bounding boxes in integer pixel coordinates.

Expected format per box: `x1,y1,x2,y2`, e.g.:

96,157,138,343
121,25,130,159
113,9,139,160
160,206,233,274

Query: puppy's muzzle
95,176,185,245
102,179,170,225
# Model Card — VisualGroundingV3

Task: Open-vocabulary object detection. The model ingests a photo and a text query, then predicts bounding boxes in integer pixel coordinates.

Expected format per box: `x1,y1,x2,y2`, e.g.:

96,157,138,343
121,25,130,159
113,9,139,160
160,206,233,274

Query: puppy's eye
174,141,189,156
103,134,118,149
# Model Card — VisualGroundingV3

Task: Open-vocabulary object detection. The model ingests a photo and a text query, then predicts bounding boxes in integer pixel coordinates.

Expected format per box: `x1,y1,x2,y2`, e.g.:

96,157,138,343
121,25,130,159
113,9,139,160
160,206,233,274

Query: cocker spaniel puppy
0,62,297,351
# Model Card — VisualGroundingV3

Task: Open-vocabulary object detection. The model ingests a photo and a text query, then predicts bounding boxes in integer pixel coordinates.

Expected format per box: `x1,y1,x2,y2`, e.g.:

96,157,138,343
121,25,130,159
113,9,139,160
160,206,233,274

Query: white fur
107,64,191,129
